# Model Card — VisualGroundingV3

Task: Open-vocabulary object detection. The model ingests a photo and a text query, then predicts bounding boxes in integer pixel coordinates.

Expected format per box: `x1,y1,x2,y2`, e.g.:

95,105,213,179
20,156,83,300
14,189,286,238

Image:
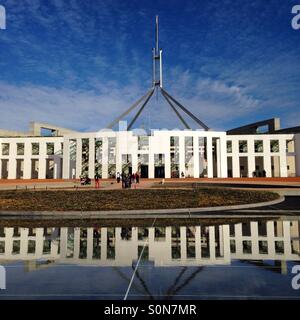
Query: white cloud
0,81,145,132
0,70,264,133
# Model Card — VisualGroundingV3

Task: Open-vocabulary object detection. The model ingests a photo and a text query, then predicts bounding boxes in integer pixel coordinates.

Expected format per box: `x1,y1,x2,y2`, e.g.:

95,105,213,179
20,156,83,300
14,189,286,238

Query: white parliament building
0,118,299,181
1,17,300,181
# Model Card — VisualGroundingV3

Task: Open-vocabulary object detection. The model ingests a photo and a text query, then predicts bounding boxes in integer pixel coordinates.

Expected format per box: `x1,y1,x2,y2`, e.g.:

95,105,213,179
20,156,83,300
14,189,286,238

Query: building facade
0,120,300,180
0,219,299,270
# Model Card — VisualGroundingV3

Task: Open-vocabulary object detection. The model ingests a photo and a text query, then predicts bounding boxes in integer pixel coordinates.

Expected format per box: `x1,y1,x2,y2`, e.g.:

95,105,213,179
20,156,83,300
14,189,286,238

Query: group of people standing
117,171,140,189
92,171,140,189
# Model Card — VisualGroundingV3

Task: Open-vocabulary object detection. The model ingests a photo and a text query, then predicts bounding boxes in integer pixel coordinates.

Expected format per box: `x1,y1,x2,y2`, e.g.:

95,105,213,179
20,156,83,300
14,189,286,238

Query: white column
57,157,62,179
219,225,224,257
54,141,62,179
8,142,17,179
88,138,95,179
267,222,275,256
279,139,288,177
132,152,138,174
235,224,243,255
115,136,122,175
209,226,216,260
216,138,221,178
23,141,31,179
101,228,107,260
222,225,231,263
35,229,44,256
102,137,108,179
20,228,29,256
251,222,259,255
87,228,94,260
75,138,82,179
165,227,172,261
220,136,228,178
148,227,155,260
5,228,13,257
248,156,255,178
195,226,201,260
248,139,255,178
63,138,70,179
283,221,291,255
60,228,68,258
232,139,239,178
38,142,46,179
264,154,272,178
207,136,213,178
180,227,187,260
193,136,199,178
165,152,171,178
51,229,59,256
149,152,154,178
263,139,272,177
179,136,185,178
73,228,80,259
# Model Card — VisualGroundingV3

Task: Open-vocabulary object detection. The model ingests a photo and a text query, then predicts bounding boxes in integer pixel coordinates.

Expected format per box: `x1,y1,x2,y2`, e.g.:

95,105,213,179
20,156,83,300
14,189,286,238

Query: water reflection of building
0,220,299,269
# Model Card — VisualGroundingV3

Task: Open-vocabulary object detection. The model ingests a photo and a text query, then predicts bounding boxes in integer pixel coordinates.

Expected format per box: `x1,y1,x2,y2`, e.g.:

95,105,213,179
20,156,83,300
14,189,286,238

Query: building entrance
155,166,165,178
140,165,148,178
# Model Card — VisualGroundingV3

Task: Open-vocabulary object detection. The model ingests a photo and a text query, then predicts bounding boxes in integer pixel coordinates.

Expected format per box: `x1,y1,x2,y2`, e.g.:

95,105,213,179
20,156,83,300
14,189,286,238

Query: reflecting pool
0,216,300,299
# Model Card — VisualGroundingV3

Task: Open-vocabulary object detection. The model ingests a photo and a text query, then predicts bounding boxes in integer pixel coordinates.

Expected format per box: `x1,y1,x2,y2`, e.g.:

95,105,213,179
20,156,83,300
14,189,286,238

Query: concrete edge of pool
0,196,285,219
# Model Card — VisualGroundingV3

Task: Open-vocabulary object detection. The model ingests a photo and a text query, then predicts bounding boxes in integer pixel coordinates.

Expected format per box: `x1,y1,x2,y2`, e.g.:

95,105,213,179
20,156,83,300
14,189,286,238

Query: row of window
0,238,294,256
227,140,284,154
0,239,56,255
1,142,62,156
1,139,294,156
230,239,286,255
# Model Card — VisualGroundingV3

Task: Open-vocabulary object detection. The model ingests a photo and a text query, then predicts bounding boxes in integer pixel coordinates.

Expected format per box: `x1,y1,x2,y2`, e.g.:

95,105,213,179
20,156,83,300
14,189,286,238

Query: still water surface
0,215,300,299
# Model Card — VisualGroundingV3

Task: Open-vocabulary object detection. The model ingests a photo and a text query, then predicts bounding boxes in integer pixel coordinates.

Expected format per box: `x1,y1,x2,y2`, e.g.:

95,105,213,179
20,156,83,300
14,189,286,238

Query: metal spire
106,16,210,131
156,15,159,54
153,15,163,88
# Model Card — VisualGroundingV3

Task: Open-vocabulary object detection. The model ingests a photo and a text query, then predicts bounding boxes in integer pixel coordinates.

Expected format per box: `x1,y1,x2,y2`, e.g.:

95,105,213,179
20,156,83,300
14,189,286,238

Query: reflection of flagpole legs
166,266,188,296
133,266,155,300
112,267,145,296
166,267,204,299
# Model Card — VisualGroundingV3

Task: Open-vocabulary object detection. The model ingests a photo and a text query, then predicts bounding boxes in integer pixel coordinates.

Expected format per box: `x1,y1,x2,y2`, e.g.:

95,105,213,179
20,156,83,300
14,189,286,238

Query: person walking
132,173,137,189
117,172,120,183
121,171,125,189
94,172,100,189
135,172,140,184
128,174,132,189
132,173,136,184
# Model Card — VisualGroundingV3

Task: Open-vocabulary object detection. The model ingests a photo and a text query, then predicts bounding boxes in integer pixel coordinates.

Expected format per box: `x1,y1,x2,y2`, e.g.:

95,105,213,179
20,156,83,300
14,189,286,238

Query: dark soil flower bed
0,188,279,212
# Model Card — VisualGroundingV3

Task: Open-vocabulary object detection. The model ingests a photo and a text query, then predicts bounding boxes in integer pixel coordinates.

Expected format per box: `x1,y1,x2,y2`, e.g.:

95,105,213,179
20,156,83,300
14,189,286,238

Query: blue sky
0,0,299,132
